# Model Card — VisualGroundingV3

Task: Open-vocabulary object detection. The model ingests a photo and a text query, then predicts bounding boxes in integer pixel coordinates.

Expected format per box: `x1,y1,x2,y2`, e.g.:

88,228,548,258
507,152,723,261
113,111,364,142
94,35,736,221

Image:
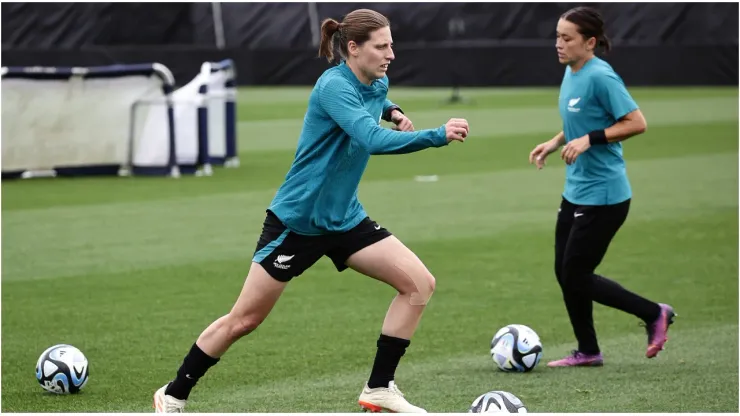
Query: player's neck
346,60,372,85
569,54,595,74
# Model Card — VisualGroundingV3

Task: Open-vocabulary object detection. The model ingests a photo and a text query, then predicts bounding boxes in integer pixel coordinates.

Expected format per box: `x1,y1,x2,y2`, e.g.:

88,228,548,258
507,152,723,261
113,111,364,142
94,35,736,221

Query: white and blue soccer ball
35,344,89,394
490,324,543,373
469,390,527,413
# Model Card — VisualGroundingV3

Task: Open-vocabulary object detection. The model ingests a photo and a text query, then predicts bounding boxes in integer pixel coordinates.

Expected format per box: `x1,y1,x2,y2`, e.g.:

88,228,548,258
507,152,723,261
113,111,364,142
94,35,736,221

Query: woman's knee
222,263,286,340
225,312,265,339
560,261,591,294
416,271,436,295
399,266,436,306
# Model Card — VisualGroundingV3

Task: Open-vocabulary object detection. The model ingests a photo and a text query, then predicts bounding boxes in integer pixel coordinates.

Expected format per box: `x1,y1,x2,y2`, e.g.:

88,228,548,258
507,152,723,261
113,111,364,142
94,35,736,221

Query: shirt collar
338,60,377,91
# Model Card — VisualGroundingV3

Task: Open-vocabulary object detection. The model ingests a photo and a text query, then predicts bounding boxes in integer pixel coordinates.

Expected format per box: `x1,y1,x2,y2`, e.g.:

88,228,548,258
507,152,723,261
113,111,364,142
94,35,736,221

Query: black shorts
252,210,393,282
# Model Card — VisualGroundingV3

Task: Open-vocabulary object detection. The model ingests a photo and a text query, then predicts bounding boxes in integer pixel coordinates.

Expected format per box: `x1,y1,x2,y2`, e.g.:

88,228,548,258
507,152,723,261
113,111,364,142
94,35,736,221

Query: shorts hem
330,232,393,272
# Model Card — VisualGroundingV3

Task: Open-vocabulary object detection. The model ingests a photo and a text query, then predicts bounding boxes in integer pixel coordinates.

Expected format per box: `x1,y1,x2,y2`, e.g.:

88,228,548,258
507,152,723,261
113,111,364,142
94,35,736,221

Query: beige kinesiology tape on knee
393,257,434,306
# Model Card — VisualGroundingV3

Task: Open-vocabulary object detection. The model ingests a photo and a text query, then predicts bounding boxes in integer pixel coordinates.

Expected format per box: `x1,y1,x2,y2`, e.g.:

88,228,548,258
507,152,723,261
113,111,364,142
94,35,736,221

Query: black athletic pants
554,197,661,354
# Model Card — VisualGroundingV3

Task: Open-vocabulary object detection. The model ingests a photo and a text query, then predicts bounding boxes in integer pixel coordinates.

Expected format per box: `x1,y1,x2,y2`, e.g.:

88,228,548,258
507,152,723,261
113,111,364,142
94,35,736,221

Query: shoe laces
164,397,185,413
388,381,405,398
570,349,584,358
570,350,600,358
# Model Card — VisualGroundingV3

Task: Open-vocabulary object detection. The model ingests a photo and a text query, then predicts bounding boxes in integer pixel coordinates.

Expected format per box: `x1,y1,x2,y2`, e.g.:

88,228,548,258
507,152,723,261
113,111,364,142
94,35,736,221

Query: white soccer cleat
358,381,427,413
153,384,187,413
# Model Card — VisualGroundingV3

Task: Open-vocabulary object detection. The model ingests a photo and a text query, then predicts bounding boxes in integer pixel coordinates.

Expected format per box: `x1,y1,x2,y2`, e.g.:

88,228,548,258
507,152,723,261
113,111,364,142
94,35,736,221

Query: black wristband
382,105,403,122
588,129,608,145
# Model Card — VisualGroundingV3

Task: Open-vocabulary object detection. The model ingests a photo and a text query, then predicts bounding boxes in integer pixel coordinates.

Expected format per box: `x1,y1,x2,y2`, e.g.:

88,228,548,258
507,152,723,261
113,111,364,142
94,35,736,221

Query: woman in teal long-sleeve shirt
153,8,469,414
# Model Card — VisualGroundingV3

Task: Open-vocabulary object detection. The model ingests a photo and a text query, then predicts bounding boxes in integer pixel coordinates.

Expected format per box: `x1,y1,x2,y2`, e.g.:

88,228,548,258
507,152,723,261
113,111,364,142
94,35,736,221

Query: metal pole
211,2,226,49
307,2,320,47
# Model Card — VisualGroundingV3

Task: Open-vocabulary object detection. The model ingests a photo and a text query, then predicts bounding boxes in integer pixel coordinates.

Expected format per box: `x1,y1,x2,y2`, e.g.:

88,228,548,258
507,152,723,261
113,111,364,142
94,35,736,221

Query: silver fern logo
276,255,294,263
274,254,294,270
568,97,581,112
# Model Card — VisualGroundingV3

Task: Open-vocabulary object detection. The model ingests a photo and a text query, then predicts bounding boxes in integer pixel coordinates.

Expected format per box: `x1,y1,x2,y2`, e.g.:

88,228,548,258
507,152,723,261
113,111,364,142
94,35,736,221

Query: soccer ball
469,391,527,413
35,344,89,394
490,324,543,372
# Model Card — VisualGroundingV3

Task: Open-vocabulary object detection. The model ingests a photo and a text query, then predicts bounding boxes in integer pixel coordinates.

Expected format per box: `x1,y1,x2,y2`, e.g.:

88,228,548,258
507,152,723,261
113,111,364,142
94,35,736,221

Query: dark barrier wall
2,3,738,87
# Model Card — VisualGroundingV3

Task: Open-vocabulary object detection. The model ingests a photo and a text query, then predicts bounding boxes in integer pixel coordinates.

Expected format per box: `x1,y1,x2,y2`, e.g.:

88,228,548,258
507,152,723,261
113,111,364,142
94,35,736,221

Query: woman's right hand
529,139,560,170
445,118,469,143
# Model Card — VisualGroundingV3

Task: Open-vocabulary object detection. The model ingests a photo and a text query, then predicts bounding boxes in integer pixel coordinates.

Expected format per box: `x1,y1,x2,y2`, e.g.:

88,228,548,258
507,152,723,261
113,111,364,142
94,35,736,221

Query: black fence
2,3,738,87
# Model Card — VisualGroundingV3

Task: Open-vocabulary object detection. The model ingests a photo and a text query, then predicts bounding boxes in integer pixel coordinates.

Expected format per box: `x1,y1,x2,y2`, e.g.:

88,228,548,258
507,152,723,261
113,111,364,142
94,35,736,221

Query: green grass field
2,86,738,412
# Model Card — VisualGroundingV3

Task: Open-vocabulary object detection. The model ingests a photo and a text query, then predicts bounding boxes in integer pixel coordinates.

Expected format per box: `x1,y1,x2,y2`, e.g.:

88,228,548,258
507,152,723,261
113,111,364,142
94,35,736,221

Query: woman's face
556,18,595,65
349,26,395,83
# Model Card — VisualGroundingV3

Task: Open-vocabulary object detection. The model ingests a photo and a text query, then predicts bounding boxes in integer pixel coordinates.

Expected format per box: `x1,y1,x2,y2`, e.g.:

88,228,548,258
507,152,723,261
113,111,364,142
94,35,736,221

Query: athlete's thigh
229,262,288,321
562,200,630,274
555,198,576,281
325,216,392,273
343,235,435,305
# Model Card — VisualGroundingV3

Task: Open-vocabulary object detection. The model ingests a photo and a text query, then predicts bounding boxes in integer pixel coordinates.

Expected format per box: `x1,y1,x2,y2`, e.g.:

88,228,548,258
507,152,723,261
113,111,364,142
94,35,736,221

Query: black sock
165,343,220,400
591,274,661,323
367,334,410,389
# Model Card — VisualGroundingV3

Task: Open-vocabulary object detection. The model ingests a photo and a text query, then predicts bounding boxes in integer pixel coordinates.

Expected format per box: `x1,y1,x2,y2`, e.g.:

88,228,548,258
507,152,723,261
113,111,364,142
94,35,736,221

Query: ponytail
318,18,341,62
599,33,612,55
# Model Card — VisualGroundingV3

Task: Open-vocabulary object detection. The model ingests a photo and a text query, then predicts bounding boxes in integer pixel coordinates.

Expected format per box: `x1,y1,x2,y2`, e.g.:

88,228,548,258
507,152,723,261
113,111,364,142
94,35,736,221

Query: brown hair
562,6,612,54
318,9,390,63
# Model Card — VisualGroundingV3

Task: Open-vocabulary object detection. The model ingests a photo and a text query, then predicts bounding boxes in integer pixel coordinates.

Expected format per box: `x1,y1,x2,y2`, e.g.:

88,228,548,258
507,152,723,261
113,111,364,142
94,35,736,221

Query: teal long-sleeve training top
268,61,449,235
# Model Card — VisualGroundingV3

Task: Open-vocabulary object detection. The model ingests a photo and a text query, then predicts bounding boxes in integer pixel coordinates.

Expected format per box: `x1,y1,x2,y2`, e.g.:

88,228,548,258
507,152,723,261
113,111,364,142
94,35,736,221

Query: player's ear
585,36,596,51
348,40,360,57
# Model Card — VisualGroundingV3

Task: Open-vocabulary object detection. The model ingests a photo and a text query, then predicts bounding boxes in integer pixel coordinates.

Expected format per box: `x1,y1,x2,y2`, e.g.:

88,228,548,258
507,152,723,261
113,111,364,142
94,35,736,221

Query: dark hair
562,6,611,54
318,9,390,63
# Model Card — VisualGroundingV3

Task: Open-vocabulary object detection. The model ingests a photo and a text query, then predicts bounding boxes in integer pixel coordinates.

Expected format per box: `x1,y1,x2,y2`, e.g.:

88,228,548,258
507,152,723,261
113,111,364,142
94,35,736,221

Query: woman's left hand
391,110,414,132
561,135,591,165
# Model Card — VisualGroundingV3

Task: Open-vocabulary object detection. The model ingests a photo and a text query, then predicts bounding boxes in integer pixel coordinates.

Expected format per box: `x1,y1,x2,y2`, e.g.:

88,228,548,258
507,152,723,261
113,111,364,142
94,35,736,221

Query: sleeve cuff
382,105,403,122
435,125,448,146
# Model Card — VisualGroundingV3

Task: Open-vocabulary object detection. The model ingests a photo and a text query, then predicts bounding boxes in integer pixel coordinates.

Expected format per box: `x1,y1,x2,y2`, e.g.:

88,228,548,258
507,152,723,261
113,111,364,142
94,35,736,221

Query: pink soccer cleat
645,303,677,358
547,350,604,367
